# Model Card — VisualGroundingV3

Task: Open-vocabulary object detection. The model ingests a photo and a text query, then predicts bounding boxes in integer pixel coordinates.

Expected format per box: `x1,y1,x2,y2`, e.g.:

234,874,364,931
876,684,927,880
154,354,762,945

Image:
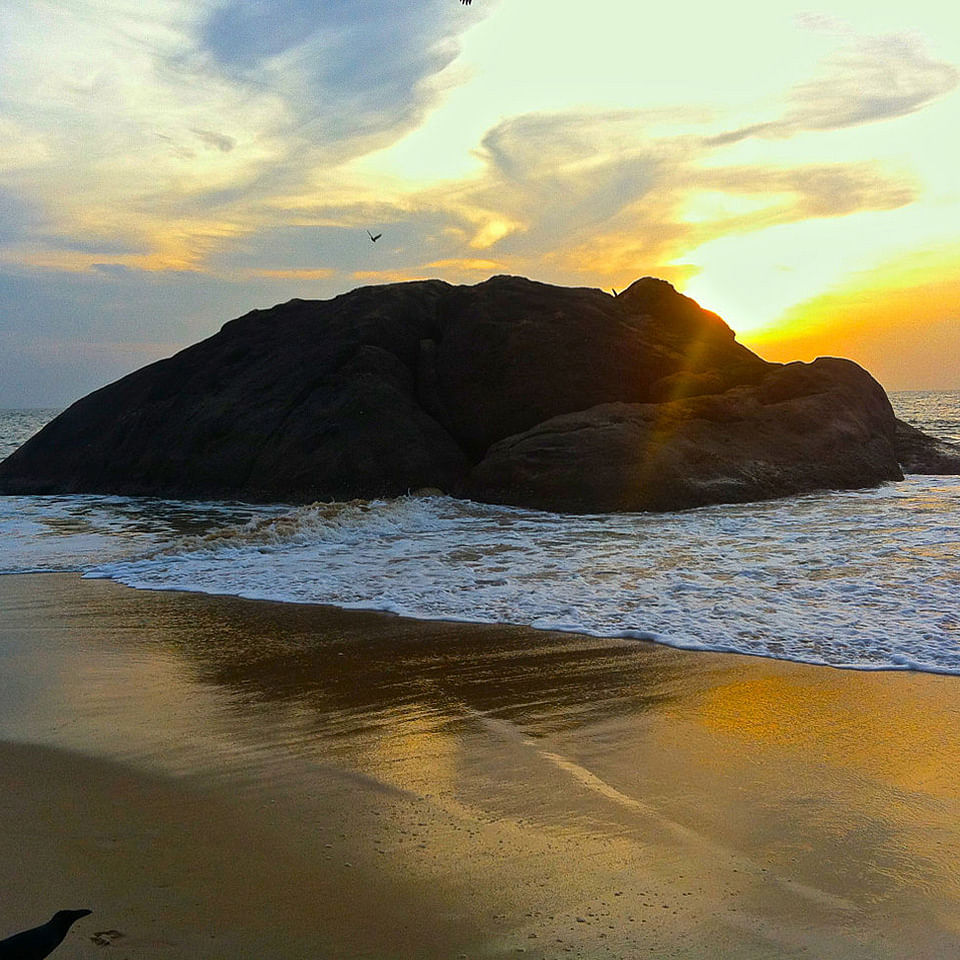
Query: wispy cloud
691,164,917,220
0,0,476,270
407,104,919,289
197,0,473,158
706,32,958,145
189,128,237,153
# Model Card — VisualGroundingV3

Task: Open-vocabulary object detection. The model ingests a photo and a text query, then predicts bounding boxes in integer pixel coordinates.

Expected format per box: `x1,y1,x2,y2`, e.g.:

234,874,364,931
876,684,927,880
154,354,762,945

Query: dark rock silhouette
0,909,91,960
893,418,960,473
0,275,952,512
468,357,901,512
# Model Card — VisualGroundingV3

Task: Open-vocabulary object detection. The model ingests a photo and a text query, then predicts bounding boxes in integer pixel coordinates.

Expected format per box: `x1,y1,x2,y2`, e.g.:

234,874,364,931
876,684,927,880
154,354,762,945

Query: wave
63,481,960,675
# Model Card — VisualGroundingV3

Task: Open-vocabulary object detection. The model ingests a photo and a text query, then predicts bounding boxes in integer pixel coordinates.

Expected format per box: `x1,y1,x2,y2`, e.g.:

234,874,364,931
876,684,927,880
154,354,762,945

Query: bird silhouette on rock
0,910,92,960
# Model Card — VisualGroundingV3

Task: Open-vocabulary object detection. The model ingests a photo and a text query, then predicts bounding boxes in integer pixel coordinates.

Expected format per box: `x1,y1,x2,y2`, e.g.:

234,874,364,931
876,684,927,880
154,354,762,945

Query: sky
1,0,959,407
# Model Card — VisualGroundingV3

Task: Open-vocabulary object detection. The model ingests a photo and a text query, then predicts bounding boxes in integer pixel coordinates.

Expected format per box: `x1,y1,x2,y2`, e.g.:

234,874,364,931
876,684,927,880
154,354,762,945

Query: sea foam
62,479,960,674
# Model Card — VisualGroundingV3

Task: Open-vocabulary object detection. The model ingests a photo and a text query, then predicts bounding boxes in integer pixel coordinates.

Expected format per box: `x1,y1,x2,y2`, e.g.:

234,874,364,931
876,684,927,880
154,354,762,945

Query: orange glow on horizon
737,246,960,389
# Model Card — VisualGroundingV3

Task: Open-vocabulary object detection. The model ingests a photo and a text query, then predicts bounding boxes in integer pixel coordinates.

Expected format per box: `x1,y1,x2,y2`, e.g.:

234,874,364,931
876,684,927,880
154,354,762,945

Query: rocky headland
1,275,957,512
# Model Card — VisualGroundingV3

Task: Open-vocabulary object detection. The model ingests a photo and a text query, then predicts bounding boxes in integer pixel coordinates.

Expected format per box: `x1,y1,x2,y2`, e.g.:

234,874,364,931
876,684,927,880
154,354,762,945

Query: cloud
400,26,945,287
0,116,50,172
694,164,917,220
198,0,472,157
408,104,919,290
190,128,237,153
707,32,958,145
789,34,958,128
3,4,942,290
426,258,500,272
207,210,471,282
248,268,336,280
468,112,684,256
0,188,46,244
0,0,477,279
792,12,852,35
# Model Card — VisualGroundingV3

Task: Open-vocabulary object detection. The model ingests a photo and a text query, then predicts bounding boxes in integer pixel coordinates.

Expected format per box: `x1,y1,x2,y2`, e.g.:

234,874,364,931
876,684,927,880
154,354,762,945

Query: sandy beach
2,573,960,959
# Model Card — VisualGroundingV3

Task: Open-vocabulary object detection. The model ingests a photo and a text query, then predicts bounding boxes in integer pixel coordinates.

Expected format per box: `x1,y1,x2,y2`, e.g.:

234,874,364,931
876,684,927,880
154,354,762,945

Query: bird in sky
366,230,382,242
0,910,92,960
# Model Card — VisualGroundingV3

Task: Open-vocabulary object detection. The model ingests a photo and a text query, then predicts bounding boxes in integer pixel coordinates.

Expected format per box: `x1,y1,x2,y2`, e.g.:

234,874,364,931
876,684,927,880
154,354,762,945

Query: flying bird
0,910,92,960
366,230,382,242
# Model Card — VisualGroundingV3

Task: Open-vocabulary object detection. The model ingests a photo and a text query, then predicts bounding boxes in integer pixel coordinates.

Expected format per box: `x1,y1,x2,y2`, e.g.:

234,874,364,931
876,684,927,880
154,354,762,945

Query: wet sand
2,573,960,959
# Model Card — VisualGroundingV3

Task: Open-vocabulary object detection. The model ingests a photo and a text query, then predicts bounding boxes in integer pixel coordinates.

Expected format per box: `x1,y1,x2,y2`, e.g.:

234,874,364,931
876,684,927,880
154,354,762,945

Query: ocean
1,391,958,674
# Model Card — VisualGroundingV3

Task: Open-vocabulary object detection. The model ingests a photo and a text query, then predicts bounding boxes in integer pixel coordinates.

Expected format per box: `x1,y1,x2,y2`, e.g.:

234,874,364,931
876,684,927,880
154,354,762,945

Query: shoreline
82,548,960,678
3,471,960,675
76,569,960,678
2,572,960,959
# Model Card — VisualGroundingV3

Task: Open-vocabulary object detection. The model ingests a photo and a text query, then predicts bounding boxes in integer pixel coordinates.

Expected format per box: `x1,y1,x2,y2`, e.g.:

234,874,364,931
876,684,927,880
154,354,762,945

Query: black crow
0,910,92,960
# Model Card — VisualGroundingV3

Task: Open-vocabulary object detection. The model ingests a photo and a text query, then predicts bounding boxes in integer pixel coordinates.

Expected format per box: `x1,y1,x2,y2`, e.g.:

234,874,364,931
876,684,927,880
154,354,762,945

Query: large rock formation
467,358,905,512
0,275,954,512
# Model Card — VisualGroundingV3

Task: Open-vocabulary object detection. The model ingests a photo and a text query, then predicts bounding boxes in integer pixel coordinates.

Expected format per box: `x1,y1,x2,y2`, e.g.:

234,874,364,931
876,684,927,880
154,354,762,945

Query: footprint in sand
90,929,125,946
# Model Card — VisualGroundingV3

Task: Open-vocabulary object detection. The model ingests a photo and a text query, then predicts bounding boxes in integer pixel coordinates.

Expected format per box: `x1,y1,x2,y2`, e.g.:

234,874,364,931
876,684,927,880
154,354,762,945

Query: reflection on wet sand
2,573,960,959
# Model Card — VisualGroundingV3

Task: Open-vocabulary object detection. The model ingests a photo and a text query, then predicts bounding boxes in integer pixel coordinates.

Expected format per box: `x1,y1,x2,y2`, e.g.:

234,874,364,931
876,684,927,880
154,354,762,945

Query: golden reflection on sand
3,573,960,959
688,668,960,796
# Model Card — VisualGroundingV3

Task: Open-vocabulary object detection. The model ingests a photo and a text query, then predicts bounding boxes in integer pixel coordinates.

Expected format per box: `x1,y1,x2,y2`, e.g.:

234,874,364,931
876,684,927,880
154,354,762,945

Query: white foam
52,479,959,675
0,494,288,574
2,471,958,674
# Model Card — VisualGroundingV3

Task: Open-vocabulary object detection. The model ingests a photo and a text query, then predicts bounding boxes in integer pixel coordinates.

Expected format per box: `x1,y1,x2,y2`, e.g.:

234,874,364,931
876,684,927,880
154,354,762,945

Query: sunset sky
1,0,959,406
